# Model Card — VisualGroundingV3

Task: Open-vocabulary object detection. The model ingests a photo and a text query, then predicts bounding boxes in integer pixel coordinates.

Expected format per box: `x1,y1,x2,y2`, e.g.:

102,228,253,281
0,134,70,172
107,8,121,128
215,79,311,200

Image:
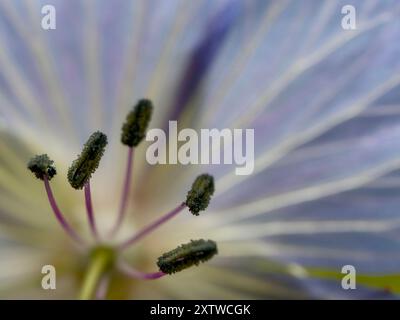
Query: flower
1,0,400,299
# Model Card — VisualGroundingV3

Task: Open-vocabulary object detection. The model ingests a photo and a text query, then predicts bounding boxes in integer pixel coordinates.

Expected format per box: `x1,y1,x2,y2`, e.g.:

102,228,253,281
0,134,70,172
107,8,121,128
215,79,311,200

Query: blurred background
0,0,400,299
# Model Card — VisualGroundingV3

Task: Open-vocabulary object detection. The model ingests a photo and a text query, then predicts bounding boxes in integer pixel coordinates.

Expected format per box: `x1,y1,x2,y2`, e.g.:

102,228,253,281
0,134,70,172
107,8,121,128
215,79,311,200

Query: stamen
84,181,98,239
28,154,83,244
118,260,166,280
121,99,153,147
110,100,153,236
67,131,108,190
43,176,83,244
118,174,215,250
185,174,215,215
157,239,218,274
119,203,186,250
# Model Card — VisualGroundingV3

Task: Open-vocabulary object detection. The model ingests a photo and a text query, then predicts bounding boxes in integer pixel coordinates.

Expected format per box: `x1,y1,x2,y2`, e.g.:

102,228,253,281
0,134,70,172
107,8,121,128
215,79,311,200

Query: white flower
0,0,400,299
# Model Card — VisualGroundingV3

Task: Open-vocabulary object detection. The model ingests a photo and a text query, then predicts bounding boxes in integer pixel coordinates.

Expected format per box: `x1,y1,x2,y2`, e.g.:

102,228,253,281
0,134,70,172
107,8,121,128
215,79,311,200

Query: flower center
27,99,218,299
79,245,116,300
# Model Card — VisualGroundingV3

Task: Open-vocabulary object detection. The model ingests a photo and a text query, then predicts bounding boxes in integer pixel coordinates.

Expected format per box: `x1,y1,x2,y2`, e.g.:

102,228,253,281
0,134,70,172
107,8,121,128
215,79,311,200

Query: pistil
79,246,115,300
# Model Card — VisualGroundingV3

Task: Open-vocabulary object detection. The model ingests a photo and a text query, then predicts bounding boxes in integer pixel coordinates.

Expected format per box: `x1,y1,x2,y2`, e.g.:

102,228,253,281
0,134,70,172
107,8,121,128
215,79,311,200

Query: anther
27,154,57,180
157,239,218,274
185,174,215,215
121,99,153,147
67,131,108,189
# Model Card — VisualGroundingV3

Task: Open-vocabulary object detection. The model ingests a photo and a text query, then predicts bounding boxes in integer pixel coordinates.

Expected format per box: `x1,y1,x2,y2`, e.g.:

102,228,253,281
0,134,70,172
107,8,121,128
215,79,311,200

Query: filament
43,176,83,244
84,181,98,239
110,147,134,237
118,260,165,280
119,203,186,250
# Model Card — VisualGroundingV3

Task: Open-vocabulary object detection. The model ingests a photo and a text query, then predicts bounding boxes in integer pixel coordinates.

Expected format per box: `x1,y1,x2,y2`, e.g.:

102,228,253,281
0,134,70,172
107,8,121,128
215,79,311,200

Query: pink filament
119,203,186,250
43,176,83,244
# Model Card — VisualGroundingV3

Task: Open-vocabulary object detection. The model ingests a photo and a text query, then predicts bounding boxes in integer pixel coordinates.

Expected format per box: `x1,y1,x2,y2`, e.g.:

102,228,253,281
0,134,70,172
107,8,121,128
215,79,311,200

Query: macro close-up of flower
1,0,400,300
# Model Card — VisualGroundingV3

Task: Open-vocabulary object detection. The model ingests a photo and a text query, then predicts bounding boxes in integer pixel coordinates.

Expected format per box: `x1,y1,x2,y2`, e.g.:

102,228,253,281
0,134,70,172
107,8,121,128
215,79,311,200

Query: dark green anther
27,154,57,181
185,174,215,215
67,131,108,189
121,99,153,147
157,239,218,274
